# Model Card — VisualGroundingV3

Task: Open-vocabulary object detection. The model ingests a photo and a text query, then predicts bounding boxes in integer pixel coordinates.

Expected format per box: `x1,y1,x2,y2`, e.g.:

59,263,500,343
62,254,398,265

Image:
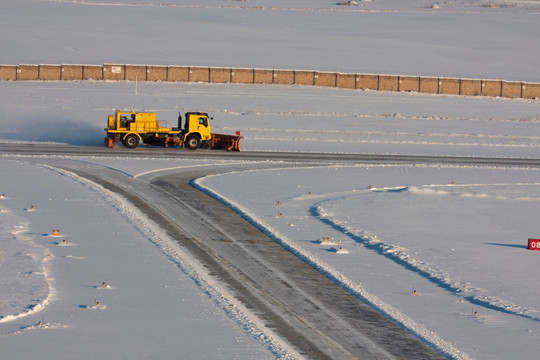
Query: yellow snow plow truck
104,110,242,151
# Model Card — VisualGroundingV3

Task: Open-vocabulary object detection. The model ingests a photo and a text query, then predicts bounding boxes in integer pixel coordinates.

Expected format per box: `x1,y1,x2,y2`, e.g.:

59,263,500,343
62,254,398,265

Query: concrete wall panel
168,66,189,82
273,70,294,85
39,64,61,80
460,79,482,96
522,83,540,99
253,69,273,84
146,65,168,81
231,68,254,83
17,64,39,80
0,65,17,80
189,67,210,82
419,77,438,93
398,76,420,92
61,64,83,80
103,64,124,80
83,65,103,80
125,65,147,81
336,73,356,89
314,72,337,87
438,78,460,95
210,68,231,83
294,70,314,85
5,63,538,100
501,81,522,98
378,75,399,91
481,80,501,97
356,74,378,90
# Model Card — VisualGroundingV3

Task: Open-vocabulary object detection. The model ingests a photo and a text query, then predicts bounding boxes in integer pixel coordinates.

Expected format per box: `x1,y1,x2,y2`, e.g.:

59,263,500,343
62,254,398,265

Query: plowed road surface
4,144,539,359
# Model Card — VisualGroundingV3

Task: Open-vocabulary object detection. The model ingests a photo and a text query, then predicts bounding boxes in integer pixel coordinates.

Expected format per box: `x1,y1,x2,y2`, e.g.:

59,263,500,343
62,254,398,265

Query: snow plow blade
211,132,243,151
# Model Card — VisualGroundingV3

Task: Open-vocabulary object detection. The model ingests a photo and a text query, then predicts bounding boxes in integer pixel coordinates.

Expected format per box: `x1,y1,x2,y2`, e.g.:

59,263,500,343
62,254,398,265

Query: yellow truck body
108,111,177,134
104,110,241,151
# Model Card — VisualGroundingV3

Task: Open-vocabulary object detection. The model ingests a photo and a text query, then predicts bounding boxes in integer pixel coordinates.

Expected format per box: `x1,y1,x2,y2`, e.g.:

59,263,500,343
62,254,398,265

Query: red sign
528,238,540,251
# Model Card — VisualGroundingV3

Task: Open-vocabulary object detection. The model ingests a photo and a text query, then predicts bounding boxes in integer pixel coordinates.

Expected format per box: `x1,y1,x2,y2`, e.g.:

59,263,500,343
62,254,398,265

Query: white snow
194,164,540,359
1,1,540,359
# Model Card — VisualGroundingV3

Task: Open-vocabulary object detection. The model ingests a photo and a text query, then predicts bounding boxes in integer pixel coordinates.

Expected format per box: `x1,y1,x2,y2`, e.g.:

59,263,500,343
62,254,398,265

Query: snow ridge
0,209,54,326
192,176,471,360
38,163,301,360
314,201,540,322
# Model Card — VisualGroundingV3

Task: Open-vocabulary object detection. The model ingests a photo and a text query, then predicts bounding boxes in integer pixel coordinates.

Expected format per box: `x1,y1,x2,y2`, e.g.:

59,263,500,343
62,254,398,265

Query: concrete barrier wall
39,64,61,80
439,78,460,95
0,65,17,80
356,74,378,90
522,83,540,99
189,67,210,82
4,64,539,100
17,64,39,80
481,80,501,97
253,69,273,84
419,77,438,93
61,64,83,80
168,66,189,82
501,81,522,98
273,69,294,85
336,73,356,89
294,70,314,85
399,76,420,92
83,65,103,80
231,68,254,84
210,68,231,83
460,79,482,96
103,64,124,80
315,72,336,87
125,65,147,81
146,65,167,81
379,75,399,91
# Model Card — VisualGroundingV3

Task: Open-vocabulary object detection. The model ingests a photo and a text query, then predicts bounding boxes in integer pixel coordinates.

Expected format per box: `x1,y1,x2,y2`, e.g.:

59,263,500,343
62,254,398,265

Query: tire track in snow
50,159,447,360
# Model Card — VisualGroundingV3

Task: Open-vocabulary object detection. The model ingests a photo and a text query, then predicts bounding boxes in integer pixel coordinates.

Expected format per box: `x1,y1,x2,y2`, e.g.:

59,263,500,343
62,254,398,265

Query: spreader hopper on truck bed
104,110,242,151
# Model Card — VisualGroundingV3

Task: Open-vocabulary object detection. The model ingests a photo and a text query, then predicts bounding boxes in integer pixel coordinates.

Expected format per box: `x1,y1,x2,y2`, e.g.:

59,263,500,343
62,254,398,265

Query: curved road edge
36,157,447,360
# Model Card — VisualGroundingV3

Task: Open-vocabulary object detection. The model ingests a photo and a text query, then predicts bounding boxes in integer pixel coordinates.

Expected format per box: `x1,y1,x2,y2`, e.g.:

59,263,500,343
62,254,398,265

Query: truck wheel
123,134,139,149
185,135,201,150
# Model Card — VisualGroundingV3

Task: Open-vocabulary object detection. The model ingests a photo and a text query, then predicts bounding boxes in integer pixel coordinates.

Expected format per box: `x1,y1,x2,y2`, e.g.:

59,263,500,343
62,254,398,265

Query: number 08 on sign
528,238,540,251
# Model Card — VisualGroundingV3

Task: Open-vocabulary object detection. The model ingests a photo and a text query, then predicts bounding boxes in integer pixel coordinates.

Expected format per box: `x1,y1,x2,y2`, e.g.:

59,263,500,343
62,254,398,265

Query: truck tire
123,134,139,149
185,135,201,150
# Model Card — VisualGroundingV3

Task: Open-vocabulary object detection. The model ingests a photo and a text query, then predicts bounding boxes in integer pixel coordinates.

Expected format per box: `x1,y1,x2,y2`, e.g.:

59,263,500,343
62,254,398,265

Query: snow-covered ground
0,158,293,359
1,0,540,81
1,1,540,359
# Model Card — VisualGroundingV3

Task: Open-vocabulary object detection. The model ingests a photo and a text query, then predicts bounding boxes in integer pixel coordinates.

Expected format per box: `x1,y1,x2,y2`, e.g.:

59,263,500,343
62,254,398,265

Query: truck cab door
197,116,208,129
197,116,211,140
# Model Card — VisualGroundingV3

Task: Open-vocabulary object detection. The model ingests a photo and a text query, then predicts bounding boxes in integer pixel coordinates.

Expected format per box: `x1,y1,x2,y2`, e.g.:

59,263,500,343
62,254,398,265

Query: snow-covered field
1,1,540,359
1,0,540,81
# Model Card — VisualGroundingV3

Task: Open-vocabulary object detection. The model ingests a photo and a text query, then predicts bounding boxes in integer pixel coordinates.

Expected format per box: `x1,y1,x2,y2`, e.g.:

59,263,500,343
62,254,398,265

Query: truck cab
180,112,212,149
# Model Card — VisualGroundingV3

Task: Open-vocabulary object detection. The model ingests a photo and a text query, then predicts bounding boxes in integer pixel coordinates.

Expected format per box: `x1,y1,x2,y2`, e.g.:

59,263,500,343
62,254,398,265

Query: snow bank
194,163,540,360
0,159,293,359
